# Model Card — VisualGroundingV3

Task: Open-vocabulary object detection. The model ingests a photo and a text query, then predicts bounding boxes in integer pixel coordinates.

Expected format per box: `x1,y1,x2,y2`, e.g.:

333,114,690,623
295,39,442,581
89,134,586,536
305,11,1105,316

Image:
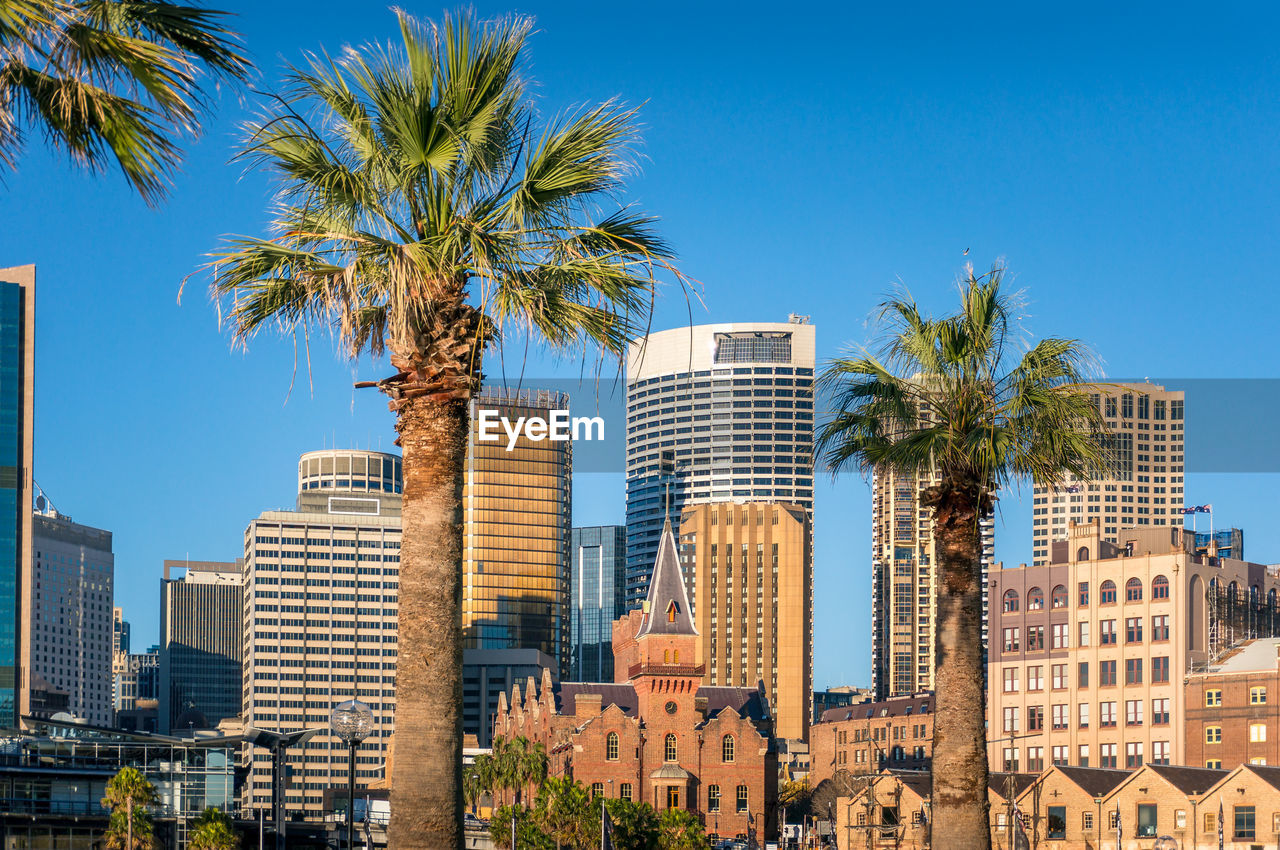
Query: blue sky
4,1,1279,688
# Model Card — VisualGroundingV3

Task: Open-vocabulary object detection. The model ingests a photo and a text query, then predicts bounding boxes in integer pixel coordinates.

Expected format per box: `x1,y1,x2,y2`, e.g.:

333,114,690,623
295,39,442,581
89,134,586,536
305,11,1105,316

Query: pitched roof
1146,764,1228,796
818,692,931,724
1244,764,1280,792
1044,766,1130,799
990,773,1037,800
635,520,697,638
552,682,770,724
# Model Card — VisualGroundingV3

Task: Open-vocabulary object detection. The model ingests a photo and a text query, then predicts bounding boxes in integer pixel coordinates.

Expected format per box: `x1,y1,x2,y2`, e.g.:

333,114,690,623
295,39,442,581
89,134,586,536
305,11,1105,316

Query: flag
602,806,615,850
1181,504,1212,514
1219,799,1224,850
1115,808,1121,850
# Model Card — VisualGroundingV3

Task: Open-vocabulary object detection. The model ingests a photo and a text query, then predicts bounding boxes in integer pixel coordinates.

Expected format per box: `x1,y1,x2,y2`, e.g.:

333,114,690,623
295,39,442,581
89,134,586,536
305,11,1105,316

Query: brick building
1185,638,1280,770
492,522,779,841
809,692,933,786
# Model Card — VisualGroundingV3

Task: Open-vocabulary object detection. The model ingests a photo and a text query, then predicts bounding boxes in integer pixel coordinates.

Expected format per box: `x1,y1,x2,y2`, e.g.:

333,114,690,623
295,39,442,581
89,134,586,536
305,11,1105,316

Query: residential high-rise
241,449,402,816
624,318,815,609
0,265,34,728
987,520,1280,773
463,388,572,675
1032,382,1185,565
569,525,626,682
870,467,995,699
159,559,242,732
29,505,114,725
679,502,812,742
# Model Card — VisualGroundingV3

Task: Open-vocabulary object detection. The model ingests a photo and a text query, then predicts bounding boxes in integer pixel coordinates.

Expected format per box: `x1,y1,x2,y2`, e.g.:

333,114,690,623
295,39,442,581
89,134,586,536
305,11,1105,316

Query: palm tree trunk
928,484,991,850
387,394,469,849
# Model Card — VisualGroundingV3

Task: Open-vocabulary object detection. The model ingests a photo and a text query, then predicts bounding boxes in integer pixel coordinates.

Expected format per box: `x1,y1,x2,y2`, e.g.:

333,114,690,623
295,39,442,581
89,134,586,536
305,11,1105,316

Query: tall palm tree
816,263,1106,849
0,0,250,202
204,11,680,848
101,766,159,850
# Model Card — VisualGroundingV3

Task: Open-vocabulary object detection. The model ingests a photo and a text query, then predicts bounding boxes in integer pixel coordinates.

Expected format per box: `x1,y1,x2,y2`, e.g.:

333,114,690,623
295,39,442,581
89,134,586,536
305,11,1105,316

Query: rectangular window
1250,723,1268,743
1078,662,1089,688
1003,628,1020,653
736,786,748,813
1047,806,1066,839
1028,705,1044,731
1003,747,1019,772
1027,666,1044,691
1235,806,1256,840
1152,741,1170,765
1079,582,1090,607
1051,623,1069,649
1151,656,1169,684
1252,686,1268,705
1078,744,1090,767
1206,726,1222,744
620,783,632,801
1078,703,1090,728
1052,664,1068,689
1137,803,1158,838
1100,701,1116,728
1152,698,1170,725
1125,617,1143,643
1078,622,1091,647
1027,746,1044,772
1100,619,1117,645
1126,699,1144,726
1027,626,1045,651
1003,707,1019,734
1004,668,1019,693
1101,743,1117,768
1125,657,1143,685
1205,689,1222,707
1151,615,1169,641
1082,811,1094,831
1052,704,1069,730
1052,745,1069,766
707,786,720,812
1126,741,1144,769
1100,660,1117,687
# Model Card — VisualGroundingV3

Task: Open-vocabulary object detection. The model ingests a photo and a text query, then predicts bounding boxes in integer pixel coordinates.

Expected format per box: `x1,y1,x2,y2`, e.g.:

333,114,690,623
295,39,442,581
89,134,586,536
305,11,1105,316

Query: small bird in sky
963,247,970,255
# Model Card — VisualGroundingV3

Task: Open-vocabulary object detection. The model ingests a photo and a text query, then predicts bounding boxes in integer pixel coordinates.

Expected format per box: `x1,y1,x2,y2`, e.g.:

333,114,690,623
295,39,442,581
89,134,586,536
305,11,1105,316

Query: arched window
664,733,677,762
722,735,735,763
1027,587,1045,610
606,732,619,761
1100,580,1117,605
1152,575,1170,600
736,786,749,813
1229,581,1239,601
707,785,721,812
1051,585,1068,609
1270,589,1277,608
1077,546,1090,562
1126,578,1143,602
1003,590,1020,613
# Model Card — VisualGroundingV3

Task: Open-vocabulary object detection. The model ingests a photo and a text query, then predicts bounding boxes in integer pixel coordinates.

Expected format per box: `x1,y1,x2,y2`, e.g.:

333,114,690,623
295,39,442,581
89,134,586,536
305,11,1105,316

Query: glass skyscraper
0,266,34,729
159,560,242,733
623,319,815,608
569,525,626,682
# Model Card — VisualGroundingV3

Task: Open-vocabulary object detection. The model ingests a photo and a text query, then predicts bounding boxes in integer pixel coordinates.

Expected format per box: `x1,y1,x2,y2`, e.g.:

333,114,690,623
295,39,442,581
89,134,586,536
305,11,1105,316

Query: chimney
695,696,709,719
574,692,603,718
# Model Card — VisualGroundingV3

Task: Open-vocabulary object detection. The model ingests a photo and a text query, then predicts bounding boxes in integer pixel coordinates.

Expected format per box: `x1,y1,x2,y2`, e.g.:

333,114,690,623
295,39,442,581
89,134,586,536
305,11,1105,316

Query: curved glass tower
624,319,815,608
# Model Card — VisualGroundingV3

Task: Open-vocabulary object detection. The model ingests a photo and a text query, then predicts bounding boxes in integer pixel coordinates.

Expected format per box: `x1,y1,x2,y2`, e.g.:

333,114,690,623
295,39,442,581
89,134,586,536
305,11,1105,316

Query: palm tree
101,766,159,850
188,807,240,850
463,760,485,815
535,776,589,849
816,263,1106,849
204,11,680,848
656,807,710,850
0,0,250,202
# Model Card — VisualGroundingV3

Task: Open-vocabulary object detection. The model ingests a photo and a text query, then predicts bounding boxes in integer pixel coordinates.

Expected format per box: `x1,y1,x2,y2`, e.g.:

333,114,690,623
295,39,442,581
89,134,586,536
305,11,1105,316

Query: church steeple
636,519,697,638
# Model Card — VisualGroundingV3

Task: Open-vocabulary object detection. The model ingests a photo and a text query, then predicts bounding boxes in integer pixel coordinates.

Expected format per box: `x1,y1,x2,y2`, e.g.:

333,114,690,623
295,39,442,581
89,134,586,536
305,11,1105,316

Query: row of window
1002,616,1170,653
1204,687,1268,705
1035,804,1258,841
1204,723,1269,744
1002,698,1172,732
1002,576,1169,613
1002,740,1168,771
1001,658,1171,692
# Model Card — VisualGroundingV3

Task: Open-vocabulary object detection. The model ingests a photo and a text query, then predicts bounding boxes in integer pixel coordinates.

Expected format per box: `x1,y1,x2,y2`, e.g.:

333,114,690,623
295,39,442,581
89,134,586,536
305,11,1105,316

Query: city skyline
10,1,1280,693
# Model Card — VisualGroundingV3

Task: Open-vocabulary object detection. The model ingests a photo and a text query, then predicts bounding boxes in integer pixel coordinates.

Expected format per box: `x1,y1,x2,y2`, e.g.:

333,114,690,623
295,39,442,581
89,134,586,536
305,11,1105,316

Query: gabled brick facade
492,522,779,841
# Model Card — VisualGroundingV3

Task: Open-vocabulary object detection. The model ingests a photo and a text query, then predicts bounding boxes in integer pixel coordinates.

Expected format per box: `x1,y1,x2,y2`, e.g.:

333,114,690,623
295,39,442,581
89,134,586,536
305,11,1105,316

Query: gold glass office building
463,388,572,676
1032,382,1185,566
679,502,812,741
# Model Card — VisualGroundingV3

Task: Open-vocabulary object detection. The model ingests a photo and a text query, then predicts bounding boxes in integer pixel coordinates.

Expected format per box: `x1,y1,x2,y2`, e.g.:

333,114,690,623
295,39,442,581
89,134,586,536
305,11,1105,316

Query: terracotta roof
635,520,697,638
1148,764,1227,795
1044,766,1129,799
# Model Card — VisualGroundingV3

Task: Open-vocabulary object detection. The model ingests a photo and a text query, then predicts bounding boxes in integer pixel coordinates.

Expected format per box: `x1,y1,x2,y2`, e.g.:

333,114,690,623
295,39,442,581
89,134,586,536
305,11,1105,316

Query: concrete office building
1032,382,1185,566
241,449,402,816
0,265,34,728
30,506,113,725
462,647,557,747
986,520,1280,774
679,502,812,741
569,525,626,682
624,319,815,609
114,646,158,711
159,560,242,733
463,388,572,675
871,466,995,699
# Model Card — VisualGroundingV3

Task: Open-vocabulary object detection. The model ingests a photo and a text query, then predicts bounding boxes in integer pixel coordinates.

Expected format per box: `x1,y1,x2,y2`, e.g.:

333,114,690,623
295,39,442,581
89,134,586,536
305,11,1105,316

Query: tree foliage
0,0,251,202
100,766,159,850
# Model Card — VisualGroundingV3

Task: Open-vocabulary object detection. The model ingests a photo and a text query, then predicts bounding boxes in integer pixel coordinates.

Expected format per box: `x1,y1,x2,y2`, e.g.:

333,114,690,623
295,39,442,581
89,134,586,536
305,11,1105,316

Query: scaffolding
1207,579,1280,664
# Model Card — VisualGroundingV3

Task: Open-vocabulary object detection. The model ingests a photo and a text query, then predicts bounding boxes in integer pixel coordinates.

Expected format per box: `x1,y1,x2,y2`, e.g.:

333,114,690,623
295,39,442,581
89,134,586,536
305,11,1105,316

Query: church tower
629,521,703,717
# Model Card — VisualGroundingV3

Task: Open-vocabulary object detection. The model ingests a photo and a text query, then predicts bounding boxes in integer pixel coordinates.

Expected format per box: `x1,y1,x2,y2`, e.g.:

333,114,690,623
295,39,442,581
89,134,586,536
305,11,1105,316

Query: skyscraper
30,505,114,725
0,265,34,728
680,501,812,741
463,388,572,675
159,559,242,732
569,525,626,682
241,449,402,816
624,318,815,609
1032,382,1185,565
870,466,995,700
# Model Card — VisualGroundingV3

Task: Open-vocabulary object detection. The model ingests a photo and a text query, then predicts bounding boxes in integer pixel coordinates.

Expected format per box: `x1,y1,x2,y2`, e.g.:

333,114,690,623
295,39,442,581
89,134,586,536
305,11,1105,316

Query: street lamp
331,699,375,850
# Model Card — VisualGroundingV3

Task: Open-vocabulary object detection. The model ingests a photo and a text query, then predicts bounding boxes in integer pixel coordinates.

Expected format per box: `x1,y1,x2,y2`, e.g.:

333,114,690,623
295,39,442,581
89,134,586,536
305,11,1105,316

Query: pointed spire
636,519,697,637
